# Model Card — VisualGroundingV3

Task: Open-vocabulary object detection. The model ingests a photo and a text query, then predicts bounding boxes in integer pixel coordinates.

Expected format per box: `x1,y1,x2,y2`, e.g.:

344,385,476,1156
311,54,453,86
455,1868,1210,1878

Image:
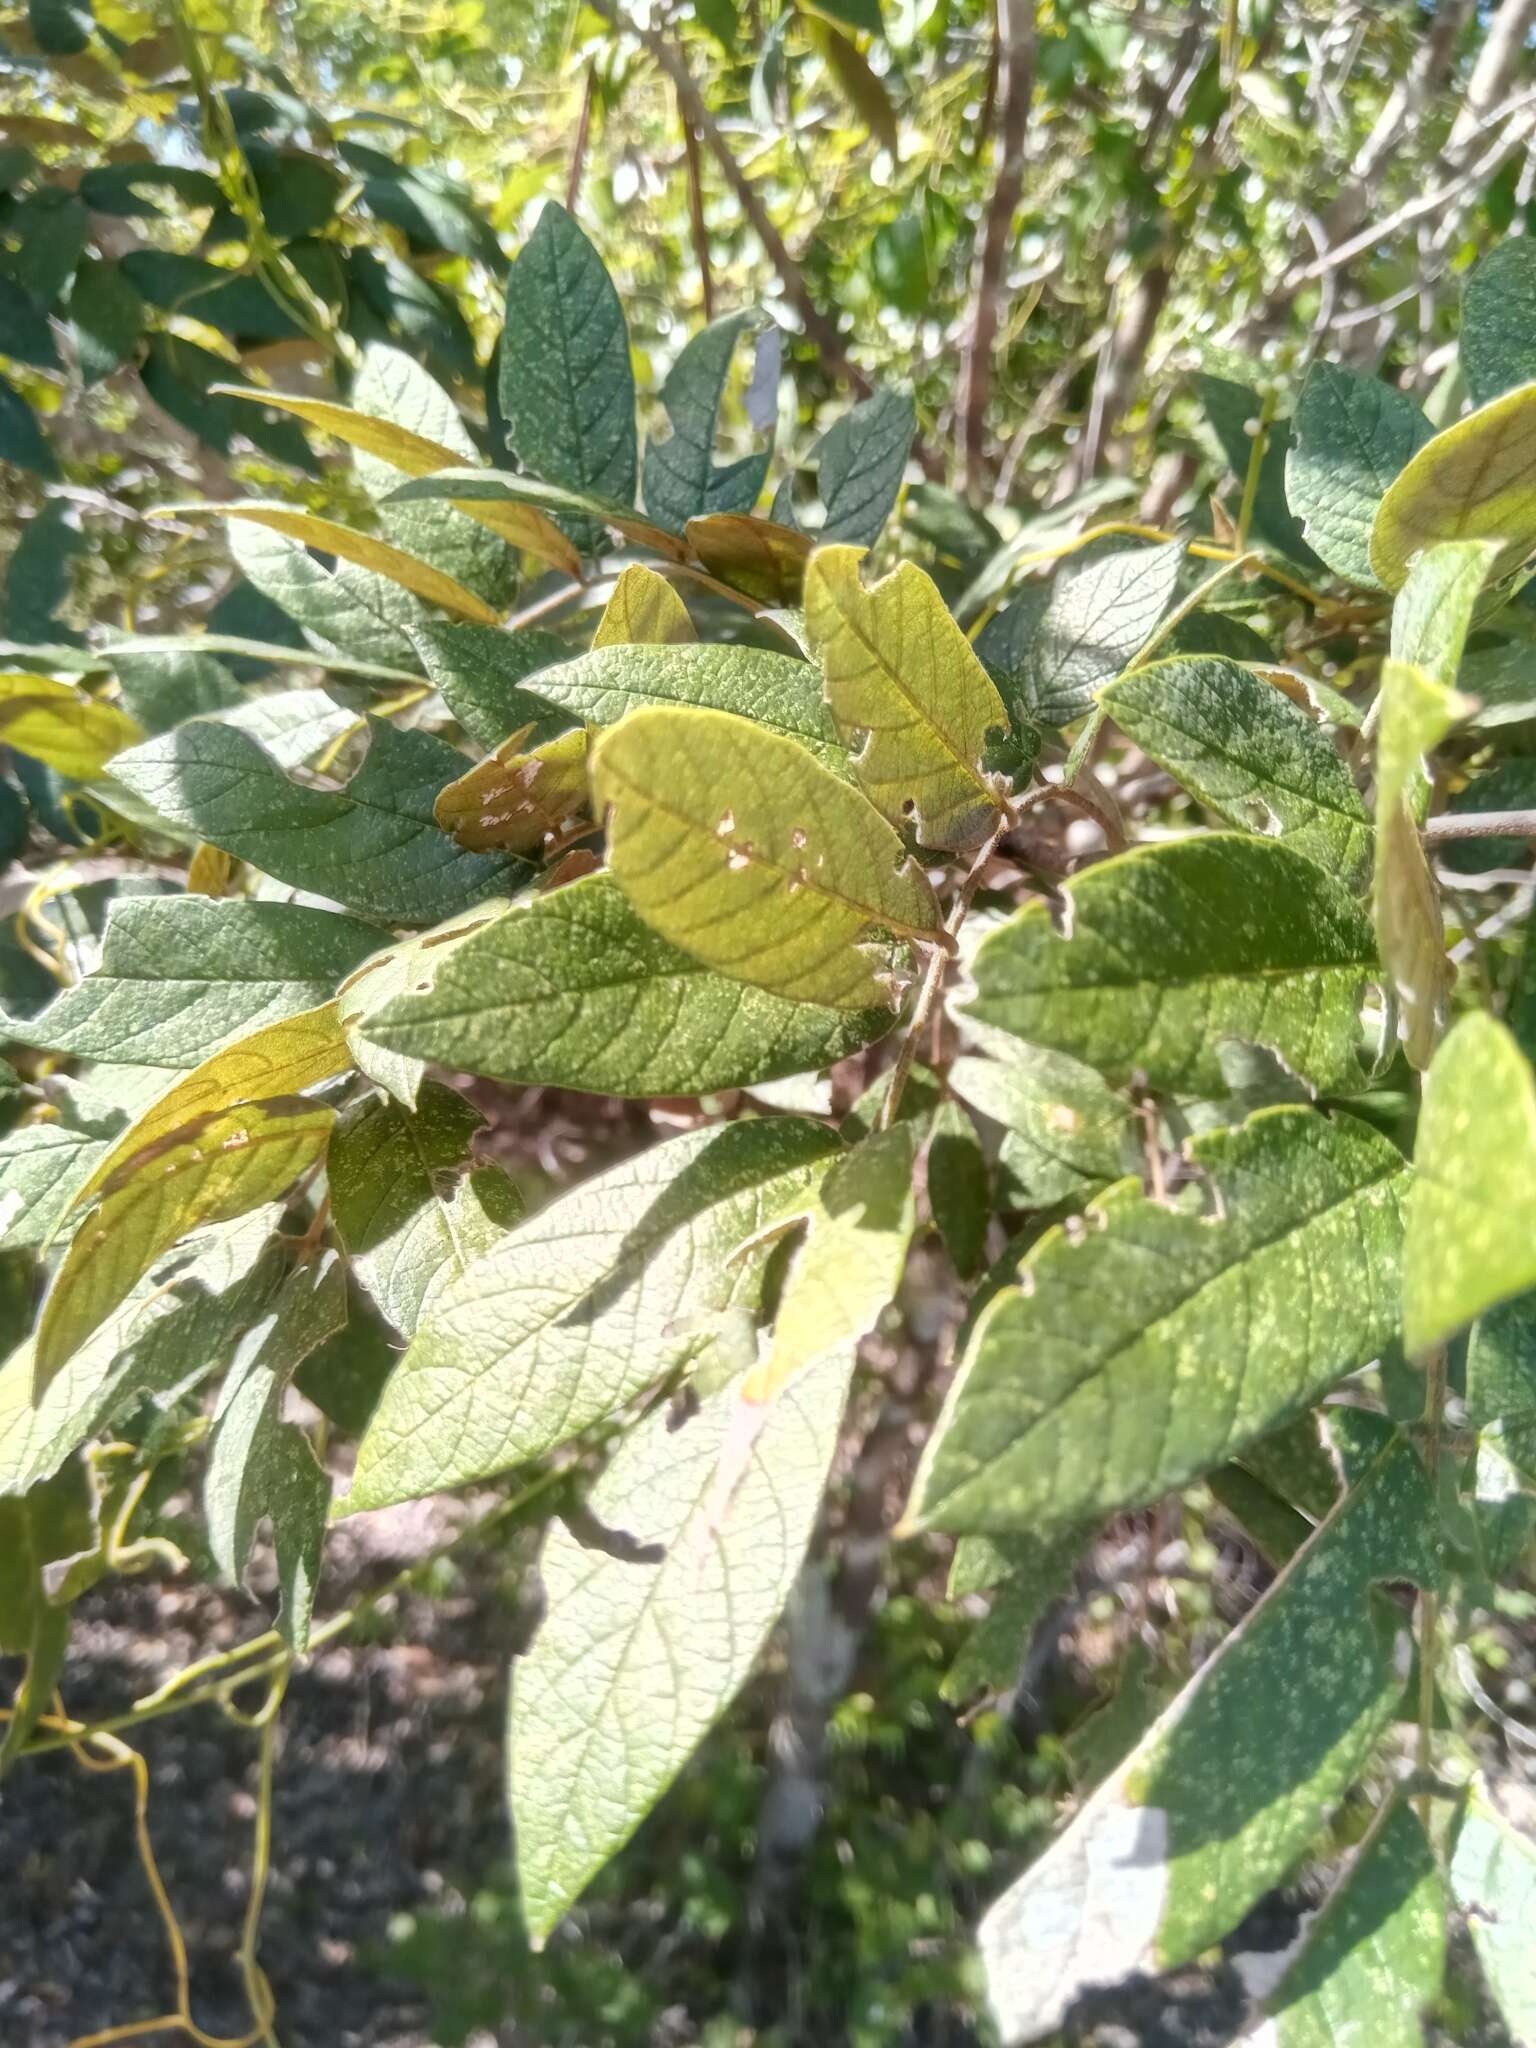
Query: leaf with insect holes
978,1420,1437,2046
346,1118,841,1512
1285,362,1434,589
508,1345,853,1946
111,716,535,926
499,202,637,555
338,870,896,1099
1405,1013,1536,1354
1250,1796,1444,2048
329,1081,522,1338
804,545,1009,848
0,1118,111,1252
592,704,942,1012
592,564,696,647
3,897,381,1069
204,1250,345,1652
907,1108,1407,1536
1102,656,1372,886
964,835,1377,1096
34,1097,333,1394
643,310,771,534
1371,382,1536,592
687,512,814,603
434,726,591,854
1449,1780,1536,2044
0,672,142,777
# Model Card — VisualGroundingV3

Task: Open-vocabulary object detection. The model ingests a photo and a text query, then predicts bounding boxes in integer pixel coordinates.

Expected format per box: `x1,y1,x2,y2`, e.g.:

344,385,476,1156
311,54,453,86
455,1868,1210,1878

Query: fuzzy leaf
226,519,423,673
948,1033,1135,1208
1405,1013,1536,1354
434,727,590,854
1468,1294,1536,1427
1285,362,1433,589
1371,382,1536,592
201,502,501,623
347,1119,841,1511
804,546,1009,848
593,564,696,647
1102,656,1372,885
775,388,915,549
1449,1782,1536,2044
411,620,574,751
1462,238,1536,407
0,671,142,777
908,1108,1406,1535
643,310,770,534
964,835,1376,1095
978,1427,1437,2046
1010,541,1184,727
508,1346,852,1944
592,703,942,1011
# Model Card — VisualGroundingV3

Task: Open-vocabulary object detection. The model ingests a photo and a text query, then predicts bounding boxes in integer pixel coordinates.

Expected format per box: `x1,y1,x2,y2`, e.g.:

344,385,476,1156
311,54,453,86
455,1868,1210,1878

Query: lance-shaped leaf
190,503,502,624
508,1346,853,1946
411,620,575,751
1371,382,1536,592
804,546,1009,848
341,870,896,1098
111,716,534,927
1388,536,1499,689
1462,237,1536,406
434,725,590,855
227,519,423,674
965,835,1376,1096
1405,1013,1536,1355
204,1251,345,1651
0,1464,93,1772
990,541,1184,729
35,1097,334,1393
329,1081,522,1338
1102,657,1372,886
977,1427,1437,2046
592,564,695,647
347,1118,840,1512
643,310,771,534
0,1211,284,1497
0,671,142,777
949,1032,1136,1208
744,1121,919,1405
771,386,916,549
593,704,941,1013
69,1002,350,1211
386,469,688,561
1247,1796,1445,2048
907,1108,1406,1536
1449,1782,1536,2044
499,202,637,555
1374,656,1468,1069
4,897,381,1068
1285,362,1434,589
687,512,814,604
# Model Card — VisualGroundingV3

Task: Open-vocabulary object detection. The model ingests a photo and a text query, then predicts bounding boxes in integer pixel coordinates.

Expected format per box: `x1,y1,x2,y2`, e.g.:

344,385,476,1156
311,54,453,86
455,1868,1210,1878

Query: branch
1423,808,1536,844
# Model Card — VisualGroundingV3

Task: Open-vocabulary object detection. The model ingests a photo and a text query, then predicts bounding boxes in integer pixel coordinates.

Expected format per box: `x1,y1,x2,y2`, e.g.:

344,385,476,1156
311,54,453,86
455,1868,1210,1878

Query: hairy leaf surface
643,310,770,533
1285,362,1433,588
1449,1782,1536,2043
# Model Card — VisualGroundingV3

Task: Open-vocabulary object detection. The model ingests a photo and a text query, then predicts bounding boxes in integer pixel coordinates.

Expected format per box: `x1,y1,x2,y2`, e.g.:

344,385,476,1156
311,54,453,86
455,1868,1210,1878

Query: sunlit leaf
592,563,696,647
1371,381,1536,592
194,502,502,623
0,671,142,777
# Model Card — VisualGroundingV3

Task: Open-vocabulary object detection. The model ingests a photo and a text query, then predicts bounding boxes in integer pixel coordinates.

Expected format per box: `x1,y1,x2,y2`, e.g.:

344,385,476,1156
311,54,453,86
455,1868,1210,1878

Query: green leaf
940,1532,1079,1704
205,1251,344,1651
687,511,814,604
385,469,688,562
111,716,533,927
410,620,573,751
0,671,142,777
803,546,1009,848
593,703,941,1011
1285,362,1433,589
1468,1294,1536,1427
907,1107,1406,1535
592,564,696,647
34,1097,333,1393
332,900,509,1108
347,1118,840,1512
0,1118,110,1250
964,835,1376,1095
1405,1013,1536,1355
1102,656,1372,885
0,276,59,369
948,1032,1136,1208
1195,375,1317,565
109,647,243,732
0,1460,92,1770
499,202,637,554
1462,238,1536,407
67,257,142,386
329,1080,521,1338
1387,536,1498,689
643,310,771,534
0,375,56,478
340,870,896,1098
6,897,381,1069
1371,383,1536,592
993,540,1184,728
29,0,93,56
927,1100,990,1277
1438,756,1536,872
199,503,502,625
773,388,915,549
508,1345,853,1945
433,726,589,856
801,0,882,34
1449,1782,1536,2044
226,518,424,674
1252,1797,1445,2048
977,1426,1437,2044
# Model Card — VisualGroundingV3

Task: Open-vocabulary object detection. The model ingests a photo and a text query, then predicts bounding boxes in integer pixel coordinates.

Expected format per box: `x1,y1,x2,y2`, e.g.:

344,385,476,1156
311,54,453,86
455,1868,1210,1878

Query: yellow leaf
804,545,1009,849
686,513,813,604
1371,382,1536,592
0,673,143,778
187,843,235,897
71,1002,351,1211
34,1097,334,1394
434,727,592,854
212,389,584,578
591,703,943,1011
593,565,696,648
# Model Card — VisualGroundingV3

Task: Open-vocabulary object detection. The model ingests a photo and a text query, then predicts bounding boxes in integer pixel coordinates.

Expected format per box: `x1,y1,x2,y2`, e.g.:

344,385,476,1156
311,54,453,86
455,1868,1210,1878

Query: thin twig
1423,808,1536,844
956,0,1035,489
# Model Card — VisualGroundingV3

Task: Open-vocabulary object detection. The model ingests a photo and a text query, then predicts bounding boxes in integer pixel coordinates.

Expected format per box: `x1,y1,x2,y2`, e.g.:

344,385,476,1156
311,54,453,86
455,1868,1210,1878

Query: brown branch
956,0,1035,492
679,91,715,322
1423,809,1536,844
566,60,597,212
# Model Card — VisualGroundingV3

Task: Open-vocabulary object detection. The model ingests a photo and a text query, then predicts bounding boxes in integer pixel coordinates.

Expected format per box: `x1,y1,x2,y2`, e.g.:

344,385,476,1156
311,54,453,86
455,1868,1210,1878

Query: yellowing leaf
34,1097,333,1393
591,703,943,1011
686,512,813,604
0,672,143,777
184,503,504,624
1371,382,1536,592
434,726,592,854
211,388,583,577
804,545,1009,849
71,1001,350,1211
593,564,696,647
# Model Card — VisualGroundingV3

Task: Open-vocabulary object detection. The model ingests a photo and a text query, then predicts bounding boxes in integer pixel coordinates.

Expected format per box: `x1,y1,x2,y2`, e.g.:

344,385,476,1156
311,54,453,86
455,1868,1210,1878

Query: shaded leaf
1448,1783,1536,2045
643,310,770,534
940,1533,1078,1705
201,503,501,624
927,1099,989,1277
1285,362,1433,589
687,512,814,603
411,620,573,751
773,387,915,549
67,257,142,385
1462,238,1536,407
948,1031,1136,1208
